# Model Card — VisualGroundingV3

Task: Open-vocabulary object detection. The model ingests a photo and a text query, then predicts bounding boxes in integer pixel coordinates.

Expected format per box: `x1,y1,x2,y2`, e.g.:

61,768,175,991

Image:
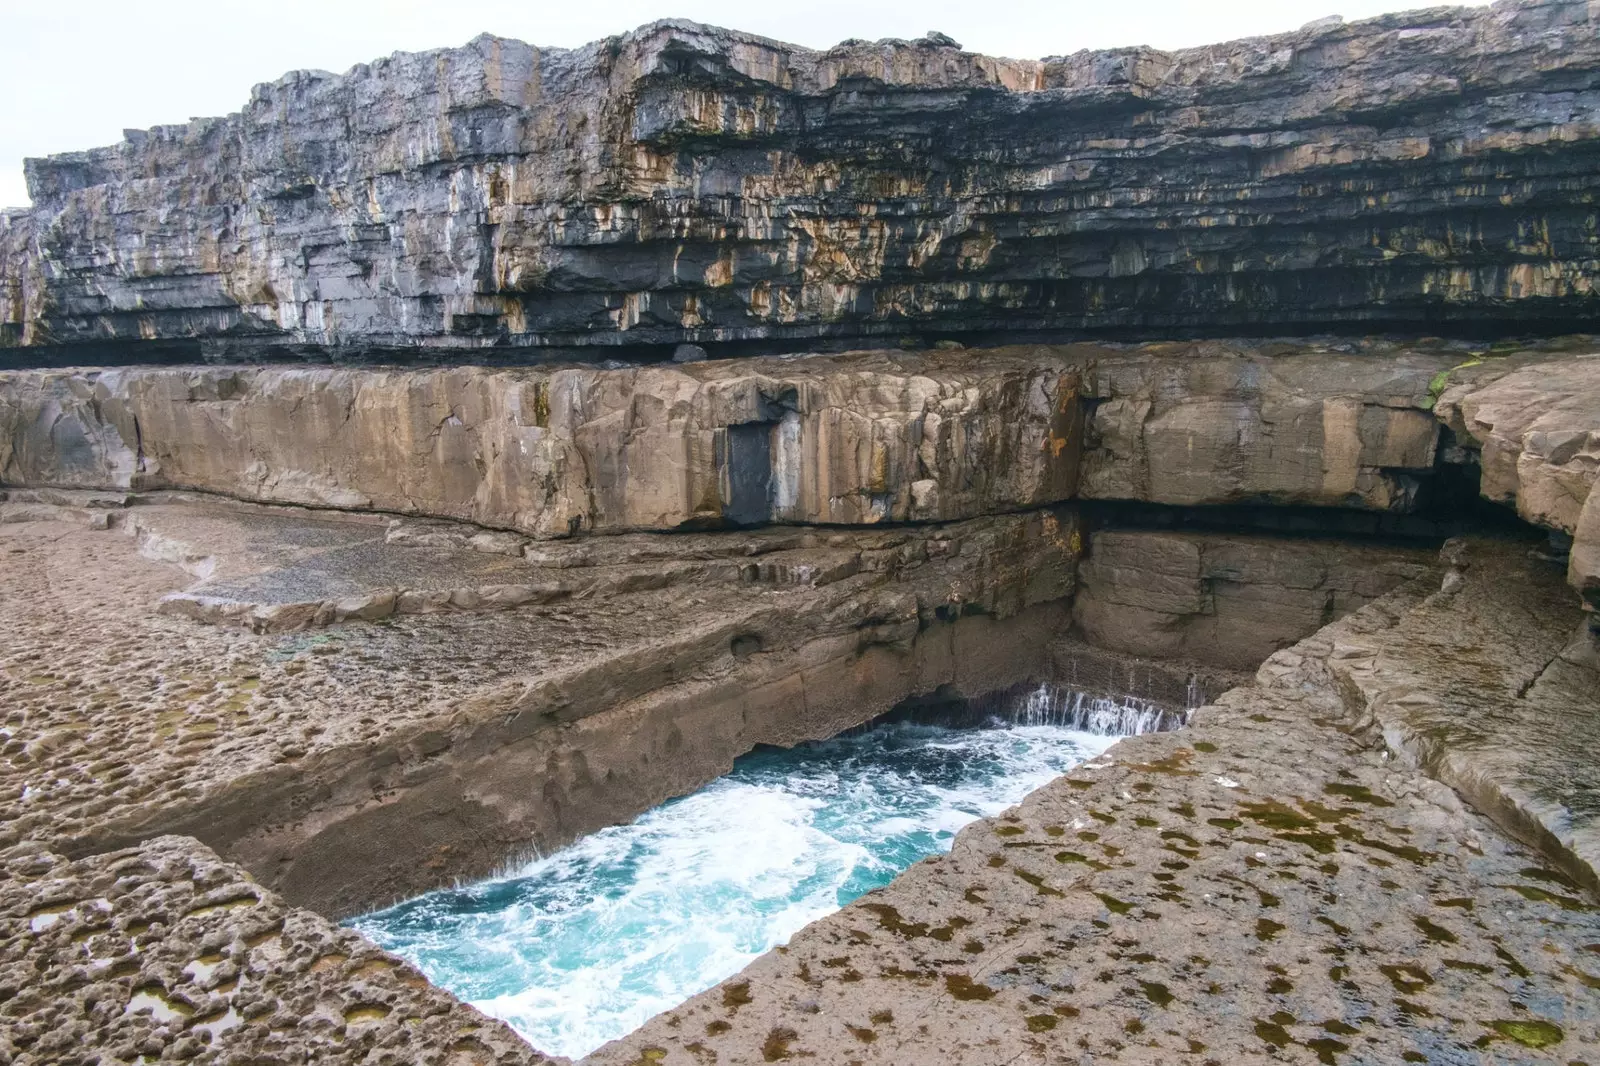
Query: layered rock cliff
6,337,1596,617
3,6,1600,1065
4,0,1600,361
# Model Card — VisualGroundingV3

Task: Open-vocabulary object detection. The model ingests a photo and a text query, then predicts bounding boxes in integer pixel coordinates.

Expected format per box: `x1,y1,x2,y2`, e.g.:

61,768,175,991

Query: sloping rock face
1327,536,1600,893
4,1,1600,358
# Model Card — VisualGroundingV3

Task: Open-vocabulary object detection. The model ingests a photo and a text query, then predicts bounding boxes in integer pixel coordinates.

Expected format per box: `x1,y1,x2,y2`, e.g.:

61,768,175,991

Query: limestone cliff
4,0,1600,361
6,338,1595,608
0,339,1474,536
0,350,1082,534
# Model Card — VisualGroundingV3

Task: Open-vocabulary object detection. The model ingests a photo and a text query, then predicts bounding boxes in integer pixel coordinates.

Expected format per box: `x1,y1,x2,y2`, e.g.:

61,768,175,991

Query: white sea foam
355,709,1142,1059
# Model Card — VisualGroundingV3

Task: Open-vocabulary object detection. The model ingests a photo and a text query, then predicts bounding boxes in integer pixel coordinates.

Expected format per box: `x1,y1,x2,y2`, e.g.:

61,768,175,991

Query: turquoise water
354,689,1165,1059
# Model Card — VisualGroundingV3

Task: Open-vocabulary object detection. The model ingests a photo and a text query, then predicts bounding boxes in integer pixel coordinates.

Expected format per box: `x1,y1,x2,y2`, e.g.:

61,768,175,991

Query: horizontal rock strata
589,573,1600,1066
1071,529,1433,669
4,2,1600,357
0,494,1082,916
0,338,1546,528
7,337,1597,607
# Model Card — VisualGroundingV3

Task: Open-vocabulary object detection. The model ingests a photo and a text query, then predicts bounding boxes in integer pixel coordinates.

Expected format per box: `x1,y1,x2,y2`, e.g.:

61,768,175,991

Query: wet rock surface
0,835,558,1065
590,574,1600,1066
3,3,1600,356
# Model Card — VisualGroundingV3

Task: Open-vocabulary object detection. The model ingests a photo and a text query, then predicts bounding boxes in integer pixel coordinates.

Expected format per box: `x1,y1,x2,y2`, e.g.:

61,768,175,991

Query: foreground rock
1327,536,1600,893
0,494,1083,917
590,565,1600,1066
0,836,558,1065
4,3,1600,357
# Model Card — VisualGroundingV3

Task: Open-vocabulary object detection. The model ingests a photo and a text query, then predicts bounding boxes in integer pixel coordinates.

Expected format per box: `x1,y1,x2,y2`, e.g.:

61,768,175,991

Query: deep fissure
5,5,1600,1059
349,682,1186,1059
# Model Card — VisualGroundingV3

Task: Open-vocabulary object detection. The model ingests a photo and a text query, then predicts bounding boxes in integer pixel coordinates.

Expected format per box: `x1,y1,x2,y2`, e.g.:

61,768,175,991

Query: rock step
1322,535,1600,894
589,576,1600,1065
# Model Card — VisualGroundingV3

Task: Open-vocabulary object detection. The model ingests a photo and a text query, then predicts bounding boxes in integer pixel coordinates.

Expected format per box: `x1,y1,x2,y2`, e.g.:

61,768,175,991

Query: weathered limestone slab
0,350,1081,534
1436,354,1600,615
1080,345,1457,512
4,3,1600,356
107,497,1061,632
111,501,872,632
1325,536,1600,893
1072,529,1433,669
6,338,1568,534
0,836,559,1065
0,496,1080,916
588,582,1600,1066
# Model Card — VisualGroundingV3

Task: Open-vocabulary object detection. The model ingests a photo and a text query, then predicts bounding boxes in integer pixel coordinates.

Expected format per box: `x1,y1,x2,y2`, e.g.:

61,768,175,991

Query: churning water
353,685,1179,1059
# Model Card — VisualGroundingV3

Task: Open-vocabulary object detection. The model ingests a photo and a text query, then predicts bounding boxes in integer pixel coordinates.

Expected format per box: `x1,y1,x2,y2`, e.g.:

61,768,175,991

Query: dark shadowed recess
8,317,1600,371
1079,469,1532,548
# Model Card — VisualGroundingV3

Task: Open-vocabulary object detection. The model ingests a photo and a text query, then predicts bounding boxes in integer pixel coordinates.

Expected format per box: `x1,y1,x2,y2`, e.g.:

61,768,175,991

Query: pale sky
1,0,1490,209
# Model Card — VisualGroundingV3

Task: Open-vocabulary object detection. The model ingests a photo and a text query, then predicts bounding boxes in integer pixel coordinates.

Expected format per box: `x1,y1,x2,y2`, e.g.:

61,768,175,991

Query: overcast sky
2,0,1489,209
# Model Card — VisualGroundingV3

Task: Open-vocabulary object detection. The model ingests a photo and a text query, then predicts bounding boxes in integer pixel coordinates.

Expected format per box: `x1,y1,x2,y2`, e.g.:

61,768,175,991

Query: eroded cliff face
5,337,1596,607
0,349,1081,534
3,0,1600,359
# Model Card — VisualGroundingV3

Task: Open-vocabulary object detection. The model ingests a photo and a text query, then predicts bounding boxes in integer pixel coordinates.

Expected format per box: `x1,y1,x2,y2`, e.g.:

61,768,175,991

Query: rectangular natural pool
352,686,1182,1059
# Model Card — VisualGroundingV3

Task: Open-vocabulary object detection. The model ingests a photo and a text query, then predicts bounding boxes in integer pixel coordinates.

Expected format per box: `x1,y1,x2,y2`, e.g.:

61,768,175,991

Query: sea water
354,686,1175,1059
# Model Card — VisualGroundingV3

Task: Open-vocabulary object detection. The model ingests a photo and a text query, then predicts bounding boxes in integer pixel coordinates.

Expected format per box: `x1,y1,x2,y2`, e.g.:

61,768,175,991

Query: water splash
354,710,1145,1059
1001,683,1190,735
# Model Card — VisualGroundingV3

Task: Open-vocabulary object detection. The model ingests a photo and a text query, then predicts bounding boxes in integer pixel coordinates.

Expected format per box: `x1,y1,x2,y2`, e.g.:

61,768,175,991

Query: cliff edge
3,0,1599,361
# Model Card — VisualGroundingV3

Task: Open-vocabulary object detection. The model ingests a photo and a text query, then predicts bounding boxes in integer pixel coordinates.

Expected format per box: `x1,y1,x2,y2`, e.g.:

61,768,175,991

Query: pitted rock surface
587,581,1600,1066
0,495,1086,915
0,836,558,1065
3,3,1600,356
